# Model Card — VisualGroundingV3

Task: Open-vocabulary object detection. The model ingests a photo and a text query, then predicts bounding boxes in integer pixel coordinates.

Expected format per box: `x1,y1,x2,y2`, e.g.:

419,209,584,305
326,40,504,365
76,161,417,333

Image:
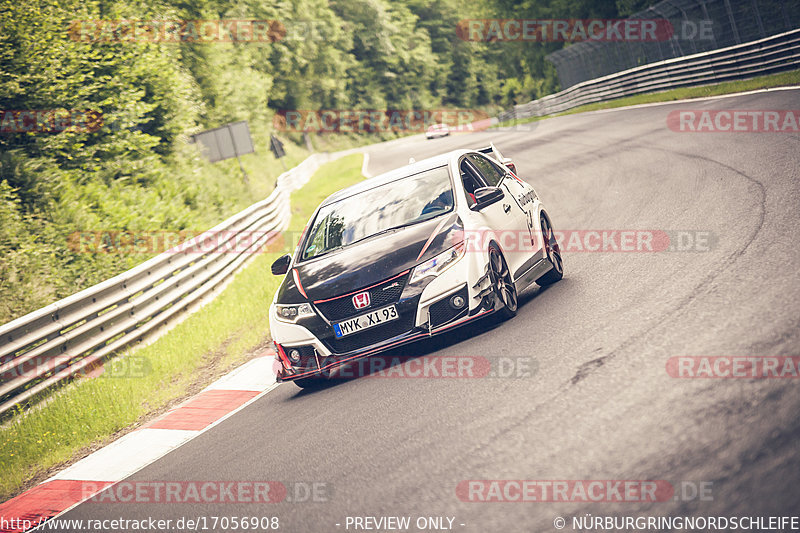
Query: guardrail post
723,0,742,44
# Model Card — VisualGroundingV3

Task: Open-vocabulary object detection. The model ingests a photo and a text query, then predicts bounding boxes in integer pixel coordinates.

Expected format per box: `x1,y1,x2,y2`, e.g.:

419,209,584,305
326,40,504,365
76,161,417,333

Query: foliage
1,0,652,323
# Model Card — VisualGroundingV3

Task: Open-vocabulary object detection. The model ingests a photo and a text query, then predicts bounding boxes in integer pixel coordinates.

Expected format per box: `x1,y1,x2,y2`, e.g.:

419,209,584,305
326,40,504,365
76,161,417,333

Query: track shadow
286,278,567,398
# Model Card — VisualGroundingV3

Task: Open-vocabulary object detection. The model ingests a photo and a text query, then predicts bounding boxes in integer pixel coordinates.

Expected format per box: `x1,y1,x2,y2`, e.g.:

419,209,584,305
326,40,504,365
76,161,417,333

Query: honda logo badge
352,291,371,309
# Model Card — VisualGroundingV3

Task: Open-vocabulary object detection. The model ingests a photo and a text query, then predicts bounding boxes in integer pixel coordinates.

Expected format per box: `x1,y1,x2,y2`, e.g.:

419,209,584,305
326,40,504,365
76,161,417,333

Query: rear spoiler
476,143,516,174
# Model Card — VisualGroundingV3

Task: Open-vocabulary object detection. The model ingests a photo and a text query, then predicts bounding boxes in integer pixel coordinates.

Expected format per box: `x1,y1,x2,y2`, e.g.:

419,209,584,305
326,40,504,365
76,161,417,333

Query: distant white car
426,123,450,139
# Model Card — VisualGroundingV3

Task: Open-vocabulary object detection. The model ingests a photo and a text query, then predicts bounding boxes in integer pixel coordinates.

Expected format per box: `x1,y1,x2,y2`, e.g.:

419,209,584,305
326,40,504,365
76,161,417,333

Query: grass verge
0,153,366,503
496,69,800,128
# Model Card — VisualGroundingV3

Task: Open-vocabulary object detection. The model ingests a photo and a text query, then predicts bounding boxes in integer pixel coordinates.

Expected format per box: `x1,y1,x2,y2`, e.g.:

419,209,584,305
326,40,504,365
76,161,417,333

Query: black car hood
277,212,463,303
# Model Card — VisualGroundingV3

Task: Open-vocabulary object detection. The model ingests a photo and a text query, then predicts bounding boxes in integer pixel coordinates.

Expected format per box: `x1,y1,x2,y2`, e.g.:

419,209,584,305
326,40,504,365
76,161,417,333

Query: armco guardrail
0,149,359,416
498,29,800,122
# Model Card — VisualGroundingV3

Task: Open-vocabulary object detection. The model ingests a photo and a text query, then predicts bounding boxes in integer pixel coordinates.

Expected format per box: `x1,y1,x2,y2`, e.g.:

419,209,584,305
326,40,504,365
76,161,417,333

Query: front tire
488,245,517,320
536,216,564,286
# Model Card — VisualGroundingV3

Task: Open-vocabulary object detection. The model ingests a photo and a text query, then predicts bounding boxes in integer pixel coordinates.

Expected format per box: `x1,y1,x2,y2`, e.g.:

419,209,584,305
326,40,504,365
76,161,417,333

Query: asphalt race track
58,89,800,532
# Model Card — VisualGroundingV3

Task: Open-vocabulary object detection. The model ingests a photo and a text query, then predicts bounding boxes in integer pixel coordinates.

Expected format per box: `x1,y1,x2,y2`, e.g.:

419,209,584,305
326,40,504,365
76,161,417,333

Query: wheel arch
538,207,553,227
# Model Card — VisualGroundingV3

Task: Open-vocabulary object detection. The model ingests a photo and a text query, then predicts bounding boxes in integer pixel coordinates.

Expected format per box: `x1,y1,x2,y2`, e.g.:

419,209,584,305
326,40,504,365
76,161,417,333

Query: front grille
323,312,417,354
429,287,469,328
314,272,409,322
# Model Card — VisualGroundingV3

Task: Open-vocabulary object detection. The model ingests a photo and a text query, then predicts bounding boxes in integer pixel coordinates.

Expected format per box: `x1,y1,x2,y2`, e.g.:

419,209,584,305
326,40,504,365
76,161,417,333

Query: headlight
275,302,315,323
410,241,466,284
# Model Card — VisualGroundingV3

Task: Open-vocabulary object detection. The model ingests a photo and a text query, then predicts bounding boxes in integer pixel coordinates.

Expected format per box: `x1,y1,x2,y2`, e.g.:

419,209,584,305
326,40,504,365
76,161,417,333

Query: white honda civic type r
269,145,563,387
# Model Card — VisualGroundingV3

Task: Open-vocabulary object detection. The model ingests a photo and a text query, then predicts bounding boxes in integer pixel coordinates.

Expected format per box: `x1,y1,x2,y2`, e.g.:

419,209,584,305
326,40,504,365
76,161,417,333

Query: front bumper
271,253,495,382
274,302,494,382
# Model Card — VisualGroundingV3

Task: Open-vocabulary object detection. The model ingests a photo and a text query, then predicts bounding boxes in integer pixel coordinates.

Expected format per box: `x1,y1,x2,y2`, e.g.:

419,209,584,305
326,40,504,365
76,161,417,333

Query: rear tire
536,216,564,286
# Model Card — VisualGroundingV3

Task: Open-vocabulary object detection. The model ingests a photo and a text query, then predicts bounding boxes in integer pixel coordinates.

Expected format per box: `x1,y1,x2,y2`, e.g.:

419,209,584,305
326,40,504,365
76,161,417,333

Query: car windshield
300,166,453,261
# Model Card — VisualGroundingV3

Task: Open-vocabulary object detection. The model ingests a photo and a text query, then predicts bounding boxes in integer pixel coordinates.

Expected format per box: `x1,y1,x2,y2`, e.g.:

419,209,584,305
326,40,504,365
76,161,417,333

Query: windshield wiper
302,213,447,261
345,220,423,248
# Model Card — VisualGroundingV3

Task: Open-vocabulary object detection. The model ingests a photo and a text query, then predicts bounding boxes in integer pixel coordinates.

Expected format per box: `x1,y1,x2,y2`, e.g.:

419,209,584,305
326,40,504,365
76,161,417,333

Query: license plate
333,305,399,338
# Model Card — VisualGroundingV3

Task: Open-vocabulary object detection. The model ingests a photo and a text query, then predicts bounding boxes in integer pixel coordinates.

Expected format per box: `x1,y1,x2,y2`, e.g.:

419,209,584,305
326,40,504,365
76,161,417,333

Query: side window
469,155,505,187
488,159,510,178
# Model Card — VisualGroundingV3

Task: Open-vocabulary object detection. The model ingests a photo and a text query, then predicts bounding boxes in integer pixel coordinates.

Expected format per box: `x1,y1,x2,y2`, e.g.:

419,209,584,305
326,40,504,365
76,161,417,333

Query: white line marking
49,429,199,482
203,356,277,392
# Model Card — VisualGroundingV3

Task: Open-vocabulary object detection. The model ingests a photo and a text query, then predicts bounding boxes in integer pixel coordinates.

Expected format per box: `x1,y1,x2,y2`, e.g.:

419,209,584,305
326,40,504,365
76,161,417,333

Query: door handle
503,204,511,213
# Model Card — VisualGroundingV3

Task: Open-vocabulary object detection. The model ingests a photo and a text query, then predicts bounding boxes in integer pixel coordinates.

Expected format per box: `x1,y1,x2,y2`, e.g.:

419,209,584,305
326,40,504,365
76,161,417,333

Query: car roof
321,149,474,206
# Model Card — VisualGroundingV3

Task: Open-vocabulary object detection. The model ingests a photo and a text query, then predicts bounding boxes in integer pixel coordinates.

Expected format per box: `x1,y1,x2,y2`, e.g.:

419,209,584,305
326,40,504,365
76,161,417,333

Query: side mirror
271,254,291,275
471,186,504,210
